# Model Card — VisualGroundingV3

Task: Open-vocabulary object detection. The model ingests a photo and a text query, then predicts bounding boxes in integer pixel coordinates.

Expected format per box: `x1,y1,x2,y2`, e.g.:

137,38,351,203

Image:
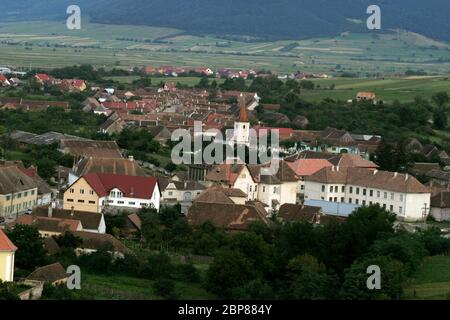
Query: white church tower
234,93,250,146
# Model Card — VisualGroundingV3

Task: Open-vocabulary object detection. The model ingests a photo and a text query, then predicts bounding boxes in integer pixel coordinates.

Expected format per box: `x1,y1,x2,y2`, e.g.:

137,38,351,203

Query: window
263,186,266,192
322,185,325,192
390,205,394,212
329,186,333,192
341,197,344,202
31,190,35,195
369,201,373,205
273,187,277,194
363,189,367,196
129,202,136,205
140,203,148,207
250,186,252,192
356,188,360,195
6,195,10,201
391,193,394,200
89,201,96,204
80,189,85,195
334,197,337,202
349,187,353,194
168,191,173,196
107,200,114,204
355,199,359,204
384,192,387,199
17,193,22,198
329,197,333,202
349,198,352,204
342,186,345,192
24,191,28,197
400,194,404,201
78,200,85,203
369,190,373,197
70,188,74,194
117,201,124,204
377,191,380,198
383,204,387,209
117,191,123,198
90,190,94,195
255,185,258,192
301,185,305,190
110,191,116,197
362,200,366,206
399,206,403,214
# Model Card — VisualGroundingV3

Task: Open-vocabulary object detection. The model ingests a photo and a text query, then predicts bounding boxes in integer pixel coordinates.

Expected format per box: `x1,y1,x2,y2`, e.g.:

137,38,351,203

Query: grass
405,256,450,300
2,21,450,74
303,76,450,103
81,272,215,300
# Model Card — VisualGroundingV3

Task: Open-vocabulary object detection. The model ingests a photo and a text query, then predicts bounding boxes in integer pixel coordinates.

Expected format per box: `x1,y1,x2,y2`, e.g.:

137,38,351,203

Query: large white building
205,161,298,212
304,166,431,221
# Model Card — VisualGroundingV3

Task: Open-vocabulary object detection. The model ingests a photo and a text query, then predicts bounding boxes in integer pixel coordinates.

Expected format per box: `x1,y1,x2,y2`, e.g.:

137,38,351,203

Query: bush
152,278,178,299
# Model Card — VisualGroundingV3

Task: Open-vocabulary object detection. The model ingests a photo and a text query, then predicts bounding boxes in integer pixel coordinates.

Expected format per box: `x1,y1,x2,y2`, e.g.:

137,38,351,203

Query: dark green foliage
54,233,83,249
6,224,48,270
152,278,178,299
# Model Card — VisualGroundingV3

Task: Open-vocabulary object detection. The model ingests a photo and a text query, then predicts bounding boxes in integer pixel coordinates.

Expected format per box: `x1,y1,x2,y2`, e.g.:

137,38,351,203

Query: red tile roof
287,159,333,176
0,229,17,252
83,173,159,199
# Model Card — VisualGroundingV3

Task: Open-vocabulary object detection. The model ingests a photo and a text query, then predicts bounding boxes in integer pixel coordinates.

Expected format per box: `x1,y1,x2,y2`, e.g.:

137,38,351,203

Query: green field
405,256,450,300
304,76,450,103
81,272,215,300
2,21,450,74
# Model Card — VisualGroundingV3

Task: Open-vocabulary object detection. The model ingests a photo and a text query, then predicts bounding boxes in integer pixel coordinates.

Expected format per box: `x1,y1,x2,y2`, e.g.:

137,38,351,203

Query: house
60,139,123,159
26,263,68,286
194,186,248,205
430,190,450,221
356,92,376,103
277,203,323,224
0,229,17,282
33,206,106,234
60,79,87,92
63,173,161,213
410,163,441,177
68,156,147,185
425,170,450,188
286,159,333,199
304,166,431,221
159,178,207,214
99,117,125,135
17,166,53,206
71,231,130,258
147,126,172,145
12,215,83,238
187,188,269,232
34,73,54,85
0,166,39,218
328,154,379,169
206,161,298,211
0,75,11,87
125,213,142,233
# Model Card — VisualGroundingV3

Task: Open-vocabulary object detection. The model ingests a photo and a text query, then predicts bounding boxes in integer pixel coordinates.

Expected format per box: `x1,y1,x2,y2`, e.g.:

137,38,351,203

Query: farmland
1,21,450,75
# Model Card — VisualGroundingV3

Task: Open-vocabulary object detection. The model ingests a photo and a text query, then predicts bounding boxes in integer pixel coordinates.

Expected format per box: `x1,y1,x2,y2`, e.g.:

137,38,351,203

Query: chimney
405,174,409,181
336,166,340,172
130,187,135,197
331,166,335,172
48,206,52,218
394,172,398,178
128,155,134,162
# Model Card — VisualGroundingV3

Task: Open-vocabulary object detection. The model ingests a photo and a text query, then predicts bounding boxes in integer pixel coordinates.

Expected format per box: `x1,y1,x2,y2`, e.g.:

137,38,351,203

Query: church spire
239,93,248,122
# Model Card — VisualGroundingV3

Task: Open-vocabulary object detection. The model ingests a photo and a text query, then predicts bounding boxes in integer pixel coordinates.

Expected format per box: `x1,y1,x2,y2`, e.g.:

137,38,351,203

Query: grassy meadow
1,21,450,75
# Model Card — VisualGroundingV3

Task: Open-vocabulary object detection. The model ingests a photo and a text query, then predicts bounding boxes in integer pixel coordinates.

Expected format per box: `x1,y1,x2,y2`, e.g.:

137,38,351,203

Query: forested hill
2,0,450,41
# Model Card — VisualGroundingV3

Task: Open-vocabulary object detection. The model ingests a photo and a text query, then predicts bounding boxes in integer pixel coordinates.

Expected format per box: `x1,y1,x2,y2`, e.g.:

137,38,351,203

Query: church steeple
238,93,248,122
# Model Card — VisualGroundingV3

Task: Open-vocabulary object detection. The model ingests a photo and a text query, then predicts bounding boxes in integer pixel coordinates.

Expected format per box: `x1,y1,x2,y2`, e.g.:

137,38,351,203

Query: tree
432,91,449,108
433,107,448,129
206,250,256,299
340,256,405,300
153,278,178,299
6,225,48,270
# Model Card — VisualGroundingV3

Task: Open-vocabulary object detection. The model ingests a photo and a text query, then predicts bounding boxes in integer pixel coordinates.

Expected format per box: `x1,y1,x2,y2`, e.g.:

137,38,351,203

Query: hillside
2,0,450,42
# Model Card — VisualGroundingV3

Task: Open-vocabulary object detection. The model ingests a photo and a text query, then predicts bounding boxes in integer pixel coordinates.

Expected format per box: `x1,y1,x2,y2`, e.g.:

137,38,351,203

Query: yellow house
0,166,39,218
64,175,102,213
0,229,17,282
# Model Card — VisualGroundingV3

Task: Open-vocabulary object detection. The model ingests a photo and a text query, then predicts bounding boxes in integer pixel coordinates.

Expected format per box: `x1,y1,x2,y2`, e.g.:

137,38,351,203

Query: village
0,62,450,300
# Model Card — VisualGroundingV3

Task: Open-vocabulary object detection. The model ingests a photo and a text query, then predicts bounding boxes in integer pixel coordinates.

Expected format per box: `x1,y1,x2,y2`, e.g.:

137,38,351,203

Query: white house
205,161,298,212
304,166,431,221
